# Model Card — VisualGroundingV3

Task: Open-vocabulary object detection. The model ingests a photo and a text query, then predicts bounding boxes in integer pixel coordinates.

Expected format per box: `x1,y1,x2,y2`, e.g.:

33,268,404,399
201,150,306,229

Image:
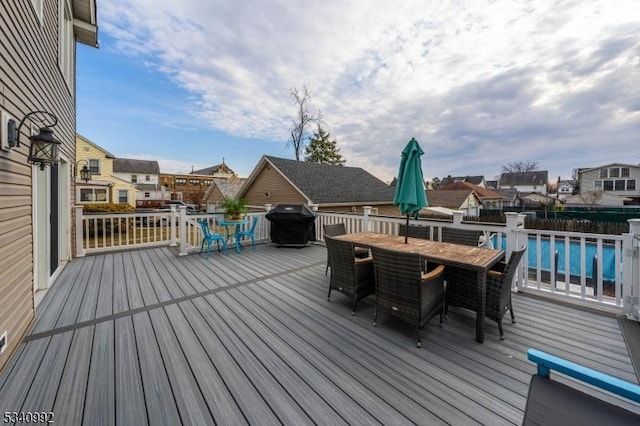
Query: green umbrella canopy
393,138,428,219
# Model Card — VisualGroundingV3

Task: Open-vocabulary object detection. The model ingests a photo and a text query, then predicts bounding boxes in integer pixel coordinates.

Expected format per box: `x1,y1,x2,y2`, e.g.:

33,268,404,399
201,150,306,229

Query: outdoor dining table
219,219,249,253
335,232,505,343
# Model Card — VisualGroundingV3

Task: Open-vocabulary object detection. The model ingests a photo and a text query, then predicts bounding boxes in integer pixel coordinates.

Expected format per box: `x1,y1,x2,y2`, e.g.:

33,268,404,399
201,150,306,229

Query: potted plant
221,196,248,220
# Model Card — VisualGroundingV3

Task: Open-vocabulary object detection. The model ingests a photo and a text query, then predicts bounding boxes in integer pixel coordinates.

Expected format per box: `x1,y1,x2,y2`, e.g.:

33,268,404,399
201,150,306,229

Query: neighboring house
518,192,559,208
425,189,482,216
237,155,397,215
75,135,137,208
564,192,632,208
0,0,98,373
485,180,498,189
577,163,640,204
440,175,487,188
113,158,166,207
493,188,519,207
557,180,575,200
160,173,217,205
440,181,504,210
204,178,247,212
499,171,549,195
192,161,237,179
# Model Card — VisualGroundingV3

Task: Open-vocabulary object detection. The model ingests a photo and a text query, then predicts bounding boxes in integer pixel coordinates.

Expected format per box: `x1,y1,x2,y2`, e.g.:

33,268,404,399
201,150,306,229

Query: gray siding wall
0,0,76,372
580,165,640,197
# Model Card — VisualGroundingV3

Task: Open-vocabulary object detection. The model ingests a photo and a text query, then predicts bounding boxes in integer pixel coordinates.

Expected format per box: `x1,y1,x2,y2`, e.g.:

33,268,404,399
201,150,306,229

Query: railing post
178,206,188,256
264,204,272,211
505,212,525,289
623,219,640,321
452,211,464,227
169,205,178,246
74,205,85,258
363,206,372,232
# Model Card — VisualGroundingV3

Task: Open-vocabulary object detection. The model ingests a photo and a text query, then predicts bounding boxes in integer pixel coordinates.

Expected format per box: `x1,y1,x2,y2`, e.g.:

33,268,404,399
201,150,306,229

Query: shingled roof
426,189,477,209
499,171,548,187
245,156,395,204
440,181,503,199
192,162,236,176
113,158,160,174
441,175,485,186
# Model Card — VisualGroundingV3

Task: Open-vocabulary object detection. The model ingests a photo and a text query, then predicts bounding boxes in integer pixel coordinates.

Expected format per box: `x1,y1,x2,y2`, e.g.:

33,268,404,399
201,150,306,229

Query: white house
499,171,549,195
112,158,168,206
577,163,639,204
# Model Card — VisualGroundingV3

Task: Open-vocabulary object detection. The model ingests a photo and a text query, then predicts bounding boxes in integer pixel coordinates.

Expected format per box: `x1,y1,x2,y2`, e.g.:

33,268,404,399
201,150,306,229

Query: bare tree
288,85,322,161
578,191,604,211
501,161,539,173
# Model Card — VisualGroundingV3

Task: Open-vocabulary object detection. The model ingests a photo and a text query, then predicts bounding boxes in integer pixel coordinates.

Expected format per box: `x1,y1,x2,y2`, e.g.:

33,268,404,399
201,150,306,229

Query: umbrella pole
405,214,409,244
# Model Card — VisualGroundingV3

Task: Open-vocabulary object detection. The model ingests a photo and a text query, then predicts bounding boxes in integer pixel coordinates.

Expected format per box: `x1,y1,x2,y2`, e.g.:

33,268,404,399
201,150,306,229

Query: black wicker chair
446,247,526,339
323,223,369,275
324,235,375,315
485,247,526,339
441,228,483,246
399,224,432,240
370,246,445,348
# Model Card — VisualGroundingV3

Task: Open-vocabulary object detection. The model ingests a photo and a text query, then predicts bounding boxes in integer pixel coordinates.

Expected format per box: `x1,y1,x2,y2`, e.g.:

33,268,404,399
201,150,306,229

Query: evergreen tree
304,125,346,165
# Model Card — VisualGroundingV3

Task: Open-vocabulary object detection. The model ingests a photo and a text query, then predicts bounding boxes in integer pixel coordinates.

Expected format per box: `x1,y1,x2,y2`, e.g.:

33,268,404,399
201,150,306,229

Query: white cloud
98,0,640,181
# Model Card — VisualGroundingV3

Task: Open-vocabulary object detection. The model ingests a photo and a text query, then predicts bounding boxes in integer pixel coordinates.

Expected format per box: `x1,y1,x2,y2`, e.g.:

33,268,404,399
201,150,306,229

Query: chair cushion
523,375,640,426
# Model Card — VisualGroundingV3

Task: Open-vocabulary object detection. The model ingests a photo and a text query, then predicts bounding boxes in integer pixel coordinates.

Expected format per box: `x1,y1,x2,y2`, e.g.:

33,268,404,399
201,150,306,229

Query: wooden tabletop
335,232,504,271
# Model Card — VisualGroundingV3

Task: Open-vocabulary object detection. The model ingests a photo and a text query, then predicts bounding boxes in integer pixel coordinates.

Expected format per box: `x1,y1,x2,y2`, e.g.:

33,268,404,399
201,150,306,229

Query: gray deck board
2,243,640,425
52,326,94,426
115,317,147,426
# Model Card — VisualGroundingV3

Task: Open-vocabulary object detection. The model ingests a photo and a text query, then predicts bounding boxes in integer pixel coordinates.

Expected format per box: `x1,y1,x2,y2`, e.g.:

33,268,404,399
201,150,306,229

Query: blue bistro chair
235,216,259,251
198,220,228,257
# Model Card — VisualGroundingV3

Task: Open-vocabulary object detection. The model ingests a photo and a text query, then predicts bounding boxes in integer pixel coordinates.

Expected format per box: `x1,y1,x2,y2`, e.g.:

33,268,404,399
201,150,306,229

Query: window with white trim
621,168,630,177
144,192,150,198
599,169,608,178
118,190,129,204
594,180,602,191
627,180,636,190
615,180,625,191
145,175,150,182
131,175,138,183
88,159,100,174
79,188,108,203
58,0,74,87
609,167,620,178
603,180,613,191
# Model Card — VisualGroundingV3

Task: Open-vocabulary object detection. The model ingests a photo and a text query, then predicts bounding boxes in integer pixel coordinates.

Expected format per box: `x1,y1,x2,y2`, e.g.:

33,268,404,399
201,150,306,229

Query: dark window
603,180,613,190
609,168,620,178
599,169,608,178
89,159,100,174
615,180,625,191
627,180,636,191
622,167,630,177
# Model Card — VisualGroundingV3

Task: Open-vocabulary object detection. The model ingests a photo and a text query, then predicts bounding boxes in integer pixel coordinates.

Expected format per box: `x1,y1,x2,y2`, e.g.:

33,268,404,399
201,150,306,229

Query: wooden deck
1,243,639,425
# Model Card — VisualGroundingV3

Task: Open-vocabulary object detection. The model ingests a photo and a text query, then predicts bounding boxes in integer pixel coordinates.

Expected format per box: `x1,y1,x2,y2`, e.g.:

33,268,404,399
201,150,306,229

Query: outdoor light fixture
7,110,61,170
76,159,92,183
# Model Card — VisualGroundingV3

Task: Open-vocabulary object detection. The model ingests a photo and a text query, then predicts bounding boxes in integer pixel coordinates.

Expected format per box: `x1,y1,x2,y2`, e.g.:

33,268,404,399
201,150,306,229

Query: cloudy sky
76,0,640,182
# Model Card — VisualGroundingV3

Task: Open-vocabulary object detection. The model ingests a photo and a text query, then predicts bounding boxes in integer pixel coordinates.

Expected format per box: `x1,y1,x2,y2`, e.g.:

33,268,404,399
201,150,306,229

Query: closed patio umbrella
393,138,428,243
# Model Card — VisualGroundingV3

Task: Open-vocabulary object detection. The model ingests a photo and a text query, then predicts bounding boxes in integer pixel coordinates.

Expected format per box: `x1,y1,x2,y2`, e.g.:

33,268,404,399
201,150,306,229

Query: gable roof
113,158,160,174
204,178,247,200
192,162,236,176
76,134,115,158
500,171,548,186
577,163,640,174
426,189,477,209
240,156,395,205
441,175,485,186
440,181,502,199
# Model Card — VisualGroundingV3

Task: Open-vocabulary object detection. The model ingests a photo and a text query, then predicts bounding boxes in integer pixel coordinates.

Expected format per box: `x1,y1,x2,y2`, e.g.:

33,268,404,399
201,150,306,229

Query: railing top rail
517,228,624,241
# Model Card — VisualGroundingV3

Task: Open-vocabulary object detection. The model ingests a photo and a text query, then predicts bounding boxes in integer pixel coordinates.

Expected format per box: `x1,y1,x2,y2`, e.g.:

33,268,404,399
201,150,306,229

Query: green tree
304,125,346,165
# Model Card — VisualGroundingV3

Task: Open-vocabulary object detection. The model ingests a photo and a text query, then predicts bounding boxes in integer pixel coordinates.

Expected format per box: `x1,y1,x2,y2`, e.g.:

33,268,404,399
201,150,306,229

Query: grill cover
265,204,317,246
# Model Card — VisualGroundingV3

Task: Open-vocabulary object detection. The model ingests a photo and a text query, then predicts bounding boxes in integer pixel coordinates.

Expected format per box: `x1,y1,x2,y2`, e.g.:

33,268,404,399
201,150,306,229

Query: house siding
579,165,640,198
243,166,307,207
0,0,78,372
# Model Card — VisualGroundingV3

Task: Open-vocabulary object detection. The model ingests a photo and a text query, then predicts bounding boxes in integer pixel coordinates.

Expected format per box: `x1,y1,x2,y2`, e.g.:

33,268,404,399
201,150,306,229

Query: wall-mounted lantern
7,111,60,170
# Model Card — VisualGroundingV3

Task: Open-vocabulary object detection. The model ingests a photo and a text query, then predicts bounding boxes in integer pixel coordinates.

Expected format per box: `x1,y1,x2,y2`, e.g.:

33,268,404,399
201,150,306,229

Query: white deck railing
75,206,270,257
74,205,640,320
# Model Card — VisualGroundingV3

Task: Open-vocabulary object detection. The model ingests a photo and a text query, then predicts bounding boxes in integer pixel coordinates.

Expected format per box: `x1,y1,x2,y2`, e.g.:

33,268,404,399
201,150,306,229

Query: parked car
159,200,197,213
